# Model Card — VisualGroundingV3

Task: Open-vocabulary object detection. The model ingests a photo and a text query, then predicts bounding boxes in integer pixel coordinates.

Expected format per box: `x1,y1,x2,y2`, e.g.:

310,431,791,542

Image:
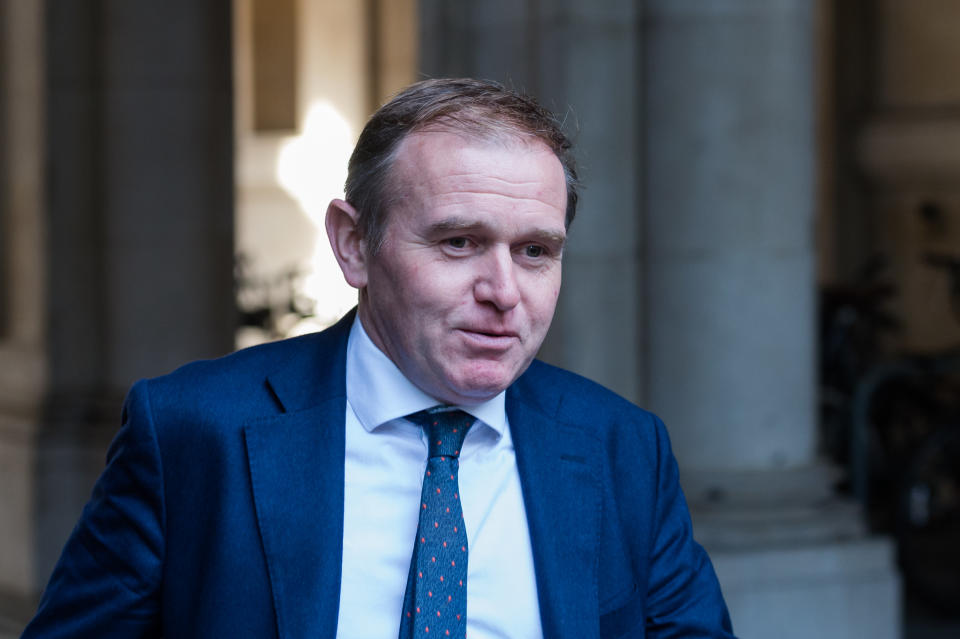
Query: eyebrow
425,217,567,247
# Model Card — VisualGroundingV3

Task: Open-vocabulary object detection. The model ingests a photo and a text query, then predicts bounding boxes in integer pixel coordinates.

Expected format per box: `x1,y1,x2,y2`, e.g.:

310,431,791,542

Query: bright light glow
277,101,359,330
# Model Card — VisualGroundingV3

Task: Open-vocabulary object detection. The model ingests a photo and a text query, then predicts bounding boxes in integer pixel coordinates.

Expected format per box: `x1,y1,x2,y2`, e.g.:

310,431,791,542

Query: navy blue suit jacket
23,312,733,638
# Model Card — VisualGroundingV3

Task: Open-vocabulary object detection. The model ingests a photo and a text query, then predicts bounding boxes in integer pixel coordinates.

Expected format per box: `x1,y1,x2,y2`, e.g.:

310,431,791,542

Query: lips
456,327,520,349
463,327,518,338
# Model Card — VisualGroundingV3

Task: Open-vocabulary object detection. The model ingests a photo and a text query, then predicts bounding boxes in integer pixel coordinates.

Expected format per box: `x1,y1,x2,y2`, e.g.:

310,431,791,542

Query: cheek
527,273,562,315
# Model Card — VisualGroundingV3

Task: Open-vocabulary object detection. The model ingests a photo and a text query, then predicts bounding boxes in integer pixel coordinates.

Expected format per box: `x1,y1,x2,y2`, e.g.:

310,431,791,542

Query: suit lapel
508,378,602,639
245,402,345,638
244,312,353,638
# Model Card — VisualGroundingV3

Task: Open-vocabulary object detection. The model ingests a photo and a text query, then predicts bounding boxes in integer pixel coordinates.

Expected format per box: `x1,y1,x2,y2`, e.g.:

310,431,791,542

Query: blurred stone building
2,1,959,637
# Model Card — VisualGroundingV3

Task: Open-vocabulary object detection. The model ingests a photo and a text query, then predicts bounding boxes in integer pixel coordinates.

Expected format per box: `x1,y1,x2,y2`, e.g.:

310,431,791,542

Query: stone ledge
710,537,901,639
693,498,868,551
683,464,841,508
711,537,897,588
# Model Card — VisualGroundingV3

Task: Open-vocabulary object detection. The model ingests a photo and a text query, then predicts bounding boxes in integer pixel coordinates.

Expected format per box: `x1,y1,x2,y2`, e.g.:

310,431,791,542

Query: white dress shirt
335,318,543,639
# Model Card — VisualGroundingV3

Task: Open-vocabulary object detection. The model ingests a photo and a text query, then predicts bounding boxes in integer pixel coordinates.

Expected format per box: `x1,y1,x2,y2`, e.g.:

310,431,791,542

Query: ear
325,198,368,289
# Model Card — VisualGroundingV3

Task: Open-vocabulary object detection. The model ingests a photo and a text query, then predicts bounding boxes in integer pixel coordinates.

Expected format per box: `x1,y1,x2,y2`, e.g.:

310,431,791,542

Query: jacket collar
264,308,355,413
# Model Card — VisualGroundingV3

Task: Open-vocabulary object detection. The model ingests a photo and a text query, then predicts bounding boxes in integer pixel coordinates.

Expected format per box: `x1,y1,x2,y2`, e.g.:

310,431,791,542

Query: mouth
456,328,520,349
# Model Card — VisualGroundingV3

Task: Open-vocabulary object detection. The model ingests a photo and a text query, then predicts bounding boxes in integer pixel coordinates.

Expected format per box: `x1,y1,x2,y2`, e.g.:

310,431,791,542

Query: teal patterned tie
399,407,475,639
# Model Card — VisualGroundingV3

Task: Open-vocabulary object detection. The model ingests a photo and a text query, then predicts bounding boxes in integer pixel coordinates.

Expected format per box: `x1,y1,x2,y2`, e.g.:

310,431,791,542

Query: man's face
358,130,567,405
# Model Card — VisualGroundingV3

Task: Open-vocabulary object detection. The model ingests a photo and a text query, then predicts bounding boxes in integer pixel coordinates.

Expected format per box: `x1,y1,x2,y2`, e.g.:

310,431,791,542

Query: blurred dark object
235,253,316,341
898,425,960,613
923,252,960,324
818,255,900,469
819,253,960,615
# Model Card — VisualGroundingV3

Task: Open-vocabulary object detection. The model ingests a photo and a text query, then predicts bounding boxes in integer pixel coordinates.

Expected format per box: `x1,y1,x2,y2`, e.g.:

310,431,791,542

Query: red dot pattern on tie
399,408,474,639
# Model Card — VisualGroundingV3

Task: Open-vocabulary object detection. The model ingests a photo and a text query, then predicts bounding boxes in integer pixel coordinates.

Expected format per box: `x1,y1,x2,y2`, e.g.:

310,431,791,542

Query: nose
474,247,521,311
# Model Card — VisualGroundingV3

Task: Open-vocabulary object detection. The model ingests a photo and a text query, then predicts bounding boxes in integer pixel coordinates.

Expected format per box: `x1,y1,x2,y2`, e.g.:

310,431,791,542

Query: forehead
388,130,567,219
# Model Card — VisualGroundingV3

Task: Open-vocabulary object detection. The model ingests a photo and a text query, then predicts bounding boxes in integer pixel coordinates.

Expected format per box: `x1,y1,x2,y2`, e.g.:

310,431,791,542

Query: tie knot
406,407,474,458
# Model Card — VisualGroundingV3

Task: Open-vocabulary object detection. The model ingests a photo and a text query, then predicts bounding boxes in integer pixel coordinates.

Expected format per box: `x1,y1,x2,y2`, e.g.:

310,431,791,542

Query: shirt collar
345,316,507,438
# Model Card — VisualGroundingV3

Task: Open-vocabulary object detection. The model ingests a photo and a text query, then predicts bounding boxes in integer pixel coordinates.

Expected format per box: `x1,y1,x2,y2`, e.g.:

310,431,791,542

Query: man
23,78,734,638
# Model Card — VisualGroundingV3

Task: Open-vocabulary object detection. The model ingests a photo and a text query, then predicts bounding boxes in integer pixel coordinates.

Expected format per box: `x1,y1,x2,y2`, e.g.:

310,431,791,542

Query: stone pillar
419,0,643,401
0,1,234,626
420,0,903,636
96,2,235,383
0,0,48,626
643,0,816,479
642,1,900,637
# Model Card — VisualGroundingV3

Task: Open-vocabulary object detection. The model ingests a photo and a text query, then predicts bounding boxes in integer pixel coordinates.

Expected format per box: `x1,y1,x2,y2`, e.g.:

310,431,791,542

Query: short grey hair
344,78,579,253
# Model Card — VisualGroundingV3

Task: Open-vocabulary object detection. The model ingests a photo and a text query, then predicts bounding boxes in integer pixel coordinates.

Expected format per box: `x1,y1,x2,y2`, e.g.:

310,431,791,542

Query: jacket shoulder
517,358,655,423
144,310,353,412
145,333,318,402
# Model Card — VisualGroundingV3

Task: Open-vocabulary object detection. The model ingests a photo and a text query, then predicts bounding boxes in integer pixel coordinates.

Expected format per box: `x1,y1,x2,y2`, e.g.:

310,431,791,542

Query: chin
444,368,518,404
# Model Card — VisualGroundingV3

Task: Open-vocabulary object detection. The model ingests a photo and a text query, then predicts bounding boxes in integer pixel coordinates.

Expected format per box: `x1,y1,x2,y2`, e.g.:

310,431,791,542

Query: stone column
0,0,48,625
0,2,234,625
643,0,816,481
642,1,899,637
97,1,235,384
419,0,643,402
420,0,903,636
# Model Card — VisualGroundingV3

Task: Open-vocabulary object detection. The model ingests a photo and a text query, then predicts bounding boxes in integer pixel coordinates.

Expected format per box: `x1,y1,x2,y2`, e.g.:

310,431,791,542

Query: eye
447,237,468,249
524,245,545,258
